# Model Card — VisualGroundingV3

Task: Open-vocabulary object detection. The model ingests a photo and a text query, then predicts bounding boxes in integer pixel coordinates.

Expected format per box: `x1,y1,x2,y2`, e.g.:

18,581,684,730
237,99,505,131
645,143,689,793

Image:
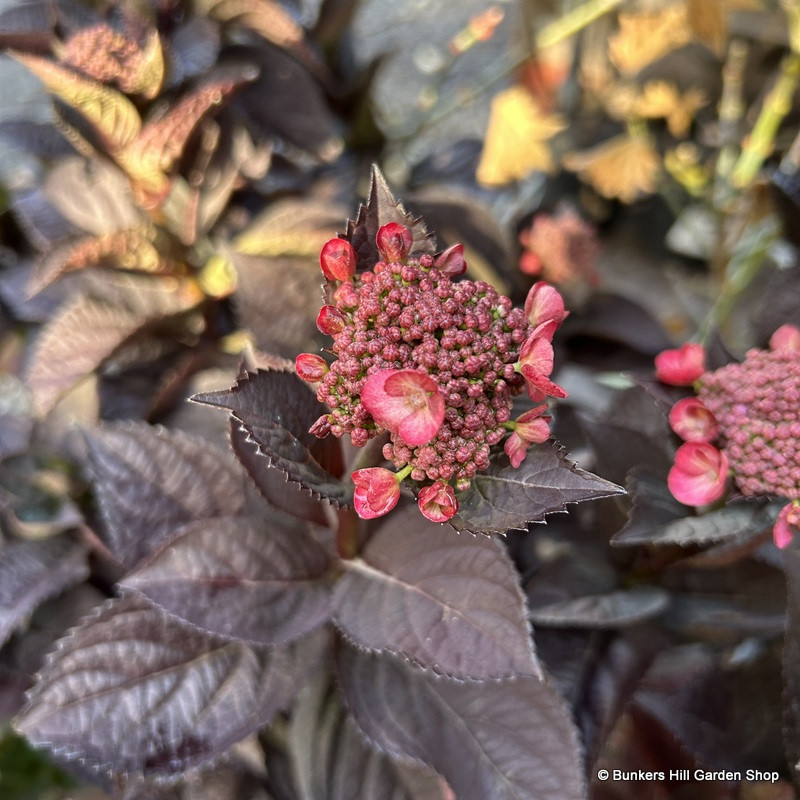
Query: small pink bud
309,414,332,437
334,281,358,309
362,369,445,446
434,243,467,276
773,501,800,549
295,353,328,382
418,480,458,522
769,324,800,352
316,305,346,335
524,282,567,328
352,467,401,519
655,343,705,386
667,442,728,506
669,397,718,443
376,223,413,262
320,238,356,281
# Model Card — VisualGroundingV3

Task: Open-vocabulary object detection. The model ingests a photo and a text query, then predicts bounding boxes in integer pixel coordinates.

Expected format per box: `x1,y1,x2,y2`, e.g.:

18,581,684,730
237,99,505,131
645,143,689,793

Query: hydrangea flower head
297,223,569,521
657,326,800,548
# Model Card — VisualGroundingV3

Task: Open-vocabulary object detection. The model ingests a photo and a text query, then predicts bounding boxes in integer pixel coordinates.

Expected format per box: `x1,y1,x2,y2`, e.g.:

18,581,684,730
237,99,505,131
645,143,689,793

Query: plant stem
729,52,800,189
535,0,625,50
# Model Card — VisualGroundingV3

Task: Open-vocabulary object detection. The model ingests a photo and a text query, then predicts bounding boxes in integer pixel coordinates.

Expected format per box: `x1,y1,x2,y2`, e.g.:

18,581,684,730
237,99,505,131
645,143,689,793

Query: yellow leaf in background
609,5,692,74
563,133,661,203
476,86,566,187
12,52,141,152
634,81,707,137
685,0,727,55
124,29,165,99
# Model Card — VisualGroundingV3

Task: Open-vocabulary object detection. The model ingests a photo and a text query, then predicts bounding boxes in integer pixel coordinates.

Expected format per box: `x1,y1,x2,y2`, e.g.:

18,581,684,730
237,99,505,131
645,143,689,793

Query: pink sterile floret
352,467,400,519
769,323,800,353
654,342,705,386
668,397,718,443
524,281,568,328
504,405,551,468
362,369,445,447
295,353,328,382
774,501,800,549
667,442,729,506
417,480,458,522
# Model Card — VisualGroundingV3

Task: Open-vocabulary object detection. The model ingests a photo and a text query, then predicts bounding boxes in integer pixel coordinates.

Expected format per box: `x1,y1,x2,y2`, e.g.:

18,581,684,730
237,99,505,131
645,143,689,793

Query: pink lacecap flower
667,441,729,506
655,343,705,386
524,282,567,328
504,405,551,468
417,480,458,522
362,369,445,447
316,305,346,335
517,322,568,401
352,467,400,519
295,353,328,382
376,222,413,262
668,397,718,443
434,243,467,275
773,502,800,549
320,238,356,281
769,324,800,353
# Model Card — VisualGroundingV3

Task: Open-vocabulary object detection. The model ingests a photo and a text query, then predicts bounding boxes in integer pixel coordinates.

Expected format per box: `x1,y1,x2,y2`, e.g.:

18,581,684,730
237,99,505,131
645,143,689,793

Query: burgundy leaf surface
192,369,346,505
14,596,318,780
449,442,623,535
342,165,436,272
528,586,669,628
335,643,586,800
783,545,800,787
289,677,448,800
0,537,88,647
121,514,332,645
333,505,539,680
229,421,331,526
84,422,246,567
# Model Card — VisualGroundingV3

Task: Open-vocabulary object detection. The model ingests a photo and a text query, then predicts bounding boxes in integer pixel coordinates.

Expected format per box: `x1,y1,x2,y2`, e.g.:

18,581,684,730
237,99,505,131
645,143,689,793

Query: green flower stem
535,0,625,50
729,52,800,189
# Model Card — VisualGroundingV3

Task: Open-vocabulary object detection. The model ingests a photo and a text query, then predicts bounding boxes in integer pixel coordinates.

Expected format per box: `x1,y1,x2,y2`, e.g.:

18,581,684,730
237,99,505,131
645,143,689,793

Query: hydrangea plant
656,326,800,548
294,220,569,523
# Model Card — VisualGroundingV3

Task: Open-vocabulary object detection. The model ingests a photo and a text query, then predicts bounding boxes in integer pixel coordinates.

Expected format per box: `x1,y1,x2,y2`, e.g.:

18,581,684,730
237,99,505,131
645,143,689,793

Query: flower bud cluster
657,325,800,548
297,225,568,521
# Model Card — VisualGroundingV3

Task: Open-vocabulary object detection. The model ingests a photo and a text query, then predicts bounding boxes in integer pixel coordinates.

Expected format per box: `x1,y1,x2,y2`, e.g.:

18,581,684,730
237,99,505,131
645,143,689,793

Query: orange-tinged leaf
12,52,141,151
476,86,566,187
563,133,661,203
59,24,165,99
119,71,254,193
609,5,692,74
29,228,164,296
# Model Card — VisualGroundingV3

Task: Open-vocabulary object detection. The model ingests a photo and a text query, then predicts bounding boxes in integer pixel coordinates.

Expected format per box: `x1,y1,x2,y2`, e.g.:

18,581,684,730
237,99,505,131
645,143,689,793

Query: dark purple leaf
14,596,318,780
84,423,247,567
232,252,324,358
120,766,268,800
0,413,33,460
342,165,436,272
529,587,669,629
229,421,331,527
192,369,346,505
0,537,88,647
614,494,779,548
167,16,222,86
336,643,585,800
611,470,687,546
333,505,539,680
449,442,623,535
562,293,673,357
11,188,79,251
232,43,341,161
289,677,448,800
0,0,53,49
121,514,332,645
633,642,784,771
0,121,74,158
25,275,201,415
